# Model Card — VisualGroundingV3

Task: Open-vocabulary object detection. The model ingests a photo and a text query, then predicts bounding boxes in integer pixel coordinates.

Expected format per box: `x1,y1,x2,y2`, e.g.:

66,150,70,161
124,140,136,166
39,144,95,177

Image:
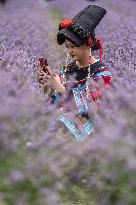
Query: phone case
39,57,50,75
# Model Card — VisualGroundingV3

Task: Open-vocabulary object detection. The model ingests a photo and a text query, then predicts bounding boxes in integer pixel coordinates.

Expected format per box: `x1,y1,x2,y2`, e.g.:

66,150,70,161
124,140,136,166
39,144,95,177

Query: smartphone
39,57,50,75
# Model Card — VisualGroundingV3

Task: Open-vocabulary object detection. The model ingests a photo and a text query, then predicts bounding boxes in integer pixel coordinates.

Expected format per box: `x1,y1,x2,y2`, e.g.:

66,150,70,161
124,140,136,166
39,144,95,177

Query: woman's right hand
39,67,65,94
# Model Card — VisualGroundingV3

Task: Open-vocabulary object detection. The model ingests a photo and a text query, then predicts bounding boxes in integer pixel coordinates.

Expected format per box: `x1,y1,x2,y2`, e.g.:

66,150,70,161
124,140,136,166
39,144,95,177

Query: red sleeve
90,67,112,102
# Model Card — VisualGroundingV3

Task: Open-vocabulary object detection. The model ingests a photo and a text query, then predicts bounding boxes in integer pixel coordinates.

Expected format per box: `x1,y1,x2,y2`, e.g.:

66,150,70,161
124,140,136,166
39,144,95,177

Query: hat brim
57,28,83,47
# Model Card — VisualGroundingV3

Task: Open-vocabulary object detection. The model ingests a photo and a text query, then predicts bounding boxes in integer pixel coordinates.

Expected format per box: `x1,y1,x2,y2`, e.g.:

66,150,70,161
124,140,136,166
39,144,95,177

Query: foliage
0,0,136,204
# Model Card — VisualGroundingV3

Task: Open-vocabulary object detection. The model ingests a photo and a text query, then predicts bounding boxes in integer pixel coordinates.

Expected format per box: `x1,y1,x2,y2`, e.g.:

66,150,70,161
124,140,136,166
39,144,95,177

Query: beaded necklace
62,54,99,99
61,64,95,104
86,58,100,98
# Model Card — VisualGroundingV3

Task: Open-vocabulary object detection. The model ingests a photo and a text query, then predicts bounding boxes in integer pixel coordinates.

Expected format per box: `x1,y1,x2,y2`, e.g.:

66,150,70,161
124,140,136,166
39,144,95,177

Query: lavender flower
0,0,136,204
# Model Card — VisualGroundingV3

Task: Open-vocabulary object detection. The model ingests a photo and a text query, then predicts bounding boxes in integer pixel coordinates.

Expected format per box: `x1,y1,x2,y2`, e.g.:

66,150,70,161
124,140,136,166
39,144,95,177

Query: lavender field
0,0,136,204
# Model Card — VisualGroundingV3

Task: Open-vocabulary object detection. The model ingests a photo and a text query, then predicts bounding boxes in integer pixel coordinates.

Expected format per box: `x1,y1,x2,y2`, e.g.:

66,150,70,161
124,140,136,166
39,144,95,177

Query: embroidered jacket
52,59,112,141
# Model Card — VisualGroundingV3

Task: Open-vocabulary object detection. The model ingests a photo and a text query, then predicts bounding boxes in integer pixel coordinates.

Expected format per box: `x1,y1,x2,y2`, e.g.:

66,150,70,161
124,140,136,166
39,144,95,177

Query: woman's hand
38,66,65,94
43,73,65,94
38,66,51,85
38,69,45,85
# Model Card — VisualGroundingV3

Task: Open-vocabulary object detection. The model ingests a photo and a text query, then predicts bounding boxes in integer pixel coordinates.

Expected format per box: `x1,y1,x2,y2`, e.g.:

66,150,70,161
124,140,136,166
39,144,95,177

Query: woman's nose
68,48,73,55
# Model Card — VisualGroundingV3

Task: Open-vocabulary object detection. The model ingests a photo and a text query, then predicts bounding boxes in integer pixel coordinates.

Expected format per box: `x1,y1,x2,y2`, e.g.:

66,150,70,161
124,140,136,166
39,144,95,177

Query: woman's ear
85,43,91,51
83,42,88,49
84,42,90,49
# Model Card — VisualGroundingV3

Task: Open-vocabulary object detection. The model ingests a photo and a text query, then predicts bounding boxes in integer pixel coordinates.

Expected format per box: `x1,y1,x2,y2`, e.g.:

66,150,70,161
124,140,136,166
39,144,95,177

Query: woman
39,5,112,141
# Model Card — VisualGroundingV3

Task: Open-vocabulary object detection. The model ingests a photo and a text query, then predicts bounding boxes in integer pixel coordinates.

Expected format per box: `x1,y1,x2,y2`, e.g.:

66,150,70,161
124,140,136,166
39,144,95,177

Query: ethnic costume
43,5,112,141
52,58,112,141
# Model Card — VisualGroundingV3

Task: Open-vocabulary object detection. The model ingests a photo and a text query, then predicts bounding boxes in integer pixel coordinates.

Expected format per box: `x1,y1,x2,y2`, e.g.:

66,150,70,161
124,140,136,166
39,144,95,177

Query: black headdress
57,5,107,46
57,5,107,60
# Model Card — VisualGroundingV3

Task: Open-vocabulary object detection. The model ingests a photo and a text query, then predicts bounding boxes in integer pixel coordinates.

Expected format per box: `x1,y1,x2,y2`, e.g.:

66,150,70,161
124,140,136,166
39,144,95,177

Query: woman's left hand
43,73,65,94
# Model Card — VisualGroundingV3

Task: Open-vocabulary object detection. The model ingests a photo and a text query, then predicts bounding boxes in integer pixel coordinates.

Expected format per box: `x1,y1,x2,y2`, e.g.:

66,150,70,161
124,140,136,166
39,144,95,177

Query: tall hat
57,5,107,60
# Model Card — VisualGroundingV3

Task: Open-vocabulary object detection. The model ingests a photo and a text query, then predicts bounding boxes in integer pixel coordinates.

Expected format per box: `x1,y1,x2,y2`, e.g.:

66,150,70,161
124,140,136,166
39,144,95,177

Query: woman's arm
39,66,66,94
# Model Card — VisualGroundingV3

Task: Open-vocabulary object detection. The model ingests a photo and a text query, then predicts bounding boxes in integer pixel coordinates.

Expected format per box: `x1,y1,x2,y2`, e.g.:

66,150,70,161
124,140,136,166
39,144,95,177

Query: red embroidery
91,90,99,101
102,76,111,87
99,67,108,72
96,37,103,61
88,36,92,47
60,19,76,29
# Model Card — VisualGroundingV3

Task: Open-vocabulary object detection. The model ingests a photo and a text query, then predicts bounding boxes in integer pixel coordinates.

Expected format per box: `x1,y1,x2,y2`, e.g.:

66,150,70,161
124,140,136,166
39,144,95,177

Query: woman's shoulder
92,60,112,85
90,59,111,77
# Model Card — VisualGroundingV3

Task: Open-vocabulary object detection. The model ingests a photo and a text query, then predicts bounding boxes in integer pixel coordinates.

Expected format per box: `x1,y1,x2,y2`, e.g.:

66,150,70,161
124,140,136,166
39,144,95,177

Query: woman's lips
71,55,75,58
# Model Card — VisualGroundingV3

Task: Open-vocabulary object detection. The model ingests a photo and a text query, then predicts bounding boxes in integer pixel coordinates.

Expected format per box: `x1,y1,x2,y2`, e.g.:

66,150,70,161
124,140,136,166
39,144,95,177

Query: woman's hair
58,19,102,52
86,31,100,51
91,31,100,51
68,24,100,51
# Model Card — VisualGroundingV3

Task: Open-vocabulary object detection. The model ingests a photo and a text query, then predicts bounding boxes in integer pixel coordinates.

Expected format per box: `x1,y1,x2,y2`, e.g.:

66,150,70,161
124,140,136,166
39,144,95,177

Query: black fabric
64,60,105,102
73,5,107,33
65,60,105,81
57,28,83,47
57,5,107,46
50,60,105,104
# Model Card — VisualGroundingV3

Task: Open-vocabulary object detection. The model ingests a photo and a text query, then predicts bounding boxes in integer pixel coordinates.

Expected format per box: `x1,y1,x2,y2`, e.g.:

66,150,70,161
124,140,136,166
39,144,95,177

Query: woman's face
65,39,90,62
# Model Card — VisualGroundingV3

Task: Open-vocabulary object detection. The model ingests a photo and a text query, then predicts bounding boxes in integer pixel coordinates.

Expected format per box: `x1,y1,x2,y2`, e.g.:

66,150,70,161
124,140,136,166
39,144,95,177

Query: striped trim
58,115,82,140
54,91,60,110
99,67,109,71
58,115,94,141
95,71,111,77
71,83,86,91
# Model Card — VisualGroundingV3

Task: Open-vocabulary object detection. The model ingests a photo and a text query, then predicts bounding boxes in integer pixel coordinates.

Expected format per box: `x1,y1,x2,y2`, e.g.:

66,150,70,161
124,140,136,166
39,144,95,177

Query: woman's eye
65,45,74,48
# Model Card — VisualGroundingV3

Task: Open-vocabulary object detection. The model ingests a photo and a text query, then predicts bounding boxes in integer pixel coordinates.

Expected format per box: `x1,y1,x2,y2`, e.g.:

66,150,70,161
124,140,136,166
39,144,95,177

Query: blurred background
0,0,136,205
